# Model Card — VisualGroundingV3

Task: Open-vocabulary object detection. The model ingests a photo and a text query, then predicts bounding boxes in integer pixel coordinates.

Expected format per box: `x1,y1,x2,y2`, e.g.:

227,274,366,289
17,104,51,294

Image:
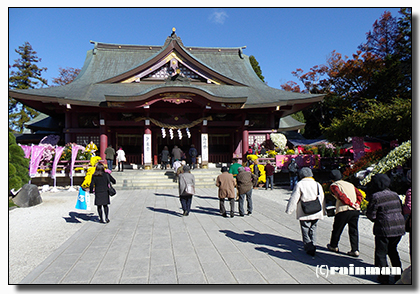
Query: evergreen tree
9,42,47,133
9,131,30,191
249,55,265,82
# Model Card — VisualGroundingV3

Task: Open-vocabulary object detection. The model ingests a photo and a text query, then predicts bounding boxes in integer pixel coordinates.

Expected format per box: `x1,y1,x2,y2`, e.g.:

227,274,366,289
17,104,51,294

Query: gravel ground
8,187,92,284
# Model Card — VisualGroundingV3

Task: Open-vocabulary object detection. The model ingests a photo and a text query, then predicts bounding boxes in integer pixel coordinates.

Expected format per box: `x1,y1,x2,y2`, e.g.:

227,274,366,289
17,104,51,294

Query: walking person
288,158,299,191
160,146,170,170
366,173,405,284
216,166,236,218
116,146,126,172
188,144,198,169
236,166,258,216
285,167,325,256
326,170,363,257
104,144,115,171
178,165,195,216
264,161,275,190
89,162,116,224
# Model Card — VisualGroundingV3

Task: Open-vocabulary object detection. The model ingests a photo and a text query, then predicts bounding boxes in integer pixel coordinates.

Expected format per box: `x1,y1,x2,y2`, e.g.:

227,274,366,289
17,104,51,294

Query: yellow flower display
250,163,266,184
247,154,258,161
358,189,368,212
81,156,103,189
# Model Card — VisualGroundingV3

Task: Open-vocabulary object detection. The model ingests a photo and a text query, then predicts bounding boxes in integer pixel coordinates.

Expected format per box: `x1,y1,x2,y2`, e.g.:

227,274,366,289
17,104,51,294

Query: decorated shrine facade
9,29,324,168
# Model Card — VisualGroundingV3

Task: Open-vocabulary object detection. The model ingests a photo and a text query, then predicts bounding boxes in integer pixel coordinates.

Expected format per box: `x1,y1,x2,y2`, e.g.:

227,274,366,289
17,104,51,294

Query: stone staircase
110,168,221,190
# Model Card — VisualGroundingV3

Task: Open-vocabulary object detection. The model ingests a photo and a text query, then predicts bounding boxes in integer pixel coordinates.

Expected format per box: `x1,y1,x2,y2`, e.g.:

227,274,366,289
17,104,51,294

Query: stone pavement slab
19,186,410,284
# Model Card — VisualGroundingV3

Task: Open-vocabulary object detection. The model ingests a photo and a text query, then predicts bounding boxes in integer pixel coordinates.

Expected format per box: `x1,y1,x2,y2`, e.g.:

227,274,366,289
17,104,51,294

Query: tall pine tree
9,42,47,133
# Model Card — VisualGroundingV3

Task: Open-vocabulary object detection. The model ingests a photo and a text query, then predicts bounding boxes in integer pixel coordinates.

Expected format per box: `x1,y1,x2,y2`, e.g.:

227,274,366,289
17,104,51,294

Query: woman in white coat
286,167,326,256
116,147,126,172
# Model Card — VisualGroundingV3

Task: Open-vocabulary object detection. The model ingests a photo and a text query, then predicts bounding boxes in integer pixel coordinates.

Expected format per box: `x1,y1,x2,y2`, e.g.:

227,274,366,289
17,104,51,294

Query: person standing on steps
89,162,116,224
216,166,236,218
104,144,115,171
160,146,170,170
116,146,126,172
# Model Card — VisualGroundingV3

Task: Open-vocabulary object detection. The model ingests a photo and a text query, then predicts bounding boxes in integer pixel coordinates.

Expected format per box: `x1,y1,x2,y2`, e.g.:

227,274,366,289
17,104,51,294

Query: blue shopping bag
75,187,90,210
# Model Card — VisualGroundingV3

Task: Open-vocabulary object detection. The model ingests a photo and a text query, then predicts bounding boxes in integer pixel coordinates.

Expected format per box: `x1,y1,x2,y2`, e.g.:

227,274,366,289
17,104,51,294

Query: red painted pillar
144,126,152,169
242,129,249,162
100,126,107,160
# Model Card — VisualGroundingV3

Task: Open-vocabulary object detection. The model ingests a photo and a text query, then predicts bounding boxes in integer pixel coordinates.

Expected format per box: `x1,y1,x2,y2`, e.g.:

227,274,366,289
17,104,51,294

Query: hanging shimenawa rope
134,116,212,129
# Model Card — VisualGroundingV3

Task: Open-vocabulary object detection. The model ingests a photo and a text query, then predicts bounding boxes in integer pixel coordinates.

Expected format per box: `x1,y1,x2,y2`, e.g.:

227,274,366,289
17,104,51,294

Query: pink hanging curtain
19,144,32,159
51,146,65,179
70,145,85,177
29,145,47,177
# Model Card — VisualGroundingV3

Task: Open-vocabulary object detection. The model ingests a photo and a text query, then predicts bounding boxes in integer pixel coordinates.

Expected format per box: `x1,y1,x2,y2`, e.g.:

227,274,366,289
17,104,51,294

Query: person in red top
326,169,363,257
264,162,275,190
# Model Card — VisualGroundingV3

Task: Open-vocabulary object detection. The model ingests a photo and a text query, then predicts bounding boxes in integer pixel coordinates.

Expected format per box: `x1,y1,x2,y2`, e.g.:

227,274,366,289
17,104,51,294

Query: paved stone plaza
18,186,410,284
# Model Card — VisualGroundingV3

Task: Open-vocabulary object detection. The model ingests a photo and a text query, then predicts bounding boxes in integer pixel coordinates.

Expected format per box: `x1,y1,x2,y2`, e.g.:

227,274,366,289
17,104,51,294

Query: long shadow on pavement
63,211,99,223
220,229,378,284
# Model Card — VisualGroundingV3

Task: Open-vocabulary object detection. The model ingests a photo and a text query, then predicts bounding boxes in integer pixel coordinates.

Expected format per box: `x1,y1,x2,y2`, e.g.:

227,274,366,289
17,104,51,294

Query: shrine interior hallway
11,186,410,285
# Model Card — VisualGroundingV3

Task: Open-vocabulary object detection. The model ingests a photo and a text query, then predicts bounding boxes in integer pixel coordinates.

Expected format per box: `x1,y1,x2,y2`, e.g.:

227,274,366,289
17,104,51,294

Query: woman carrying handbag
178,165,195,216
89,162,116,223
285,167,326,256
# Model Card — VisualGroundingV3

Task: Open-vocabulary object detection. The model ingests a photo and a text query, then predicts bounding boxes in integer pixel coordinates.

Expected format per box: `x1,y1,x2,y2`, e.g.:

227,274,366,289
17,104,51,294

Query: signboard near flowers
275,155,321,170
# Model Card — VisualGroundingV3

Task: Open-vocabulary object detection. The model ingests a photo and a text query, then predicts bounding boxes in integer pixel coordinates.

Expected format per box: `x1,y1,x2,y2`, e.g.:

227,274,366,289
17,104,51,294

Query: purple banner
70,145,85,177
51,146,65,179
29,145,46,177
19,144,32,159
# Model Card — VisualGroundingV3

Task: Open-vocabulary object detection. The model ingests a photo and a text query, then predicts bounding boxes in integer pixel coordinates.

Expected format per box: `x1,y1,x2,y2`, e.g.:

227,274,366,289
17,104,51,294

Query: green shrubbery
8,132,30,191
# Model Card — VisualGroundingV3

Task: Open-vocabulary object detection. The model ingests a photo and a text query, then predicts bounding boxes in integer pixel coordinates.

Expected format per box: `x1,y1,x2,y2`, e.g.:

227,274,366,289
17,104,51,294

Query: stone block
13,184,42,207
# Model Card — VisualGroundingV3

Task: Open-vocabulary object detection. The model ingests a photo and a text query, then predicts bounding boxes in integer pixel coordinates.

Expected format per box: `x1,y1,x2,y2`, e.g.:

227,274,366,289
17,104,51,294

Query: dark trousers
219,198,235,216
97,205,109,221
329,210,360,252
374,235,402,283
118,161,124,171
179,195,193,214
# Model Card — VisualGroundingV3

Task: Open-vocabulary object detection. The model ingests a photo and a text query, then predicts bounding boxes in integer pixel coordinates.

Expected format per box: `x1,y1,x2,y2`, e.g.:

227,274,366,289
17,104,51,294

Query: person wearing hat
178,165,195,216
326,169,363,257
286,167,325,256
366,173,405,284
216,166,237,217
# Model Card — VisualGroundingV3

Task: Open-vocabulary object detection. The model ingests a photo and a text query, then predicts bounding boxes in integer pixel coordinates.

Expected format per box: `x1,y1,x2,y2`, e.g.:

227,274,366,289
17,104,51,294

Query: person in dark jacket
89,162,116,223
160,146,170,170
264,161,275,190
288,158,299,191
366,174,405,284
236,166,258,216
178,165,195,216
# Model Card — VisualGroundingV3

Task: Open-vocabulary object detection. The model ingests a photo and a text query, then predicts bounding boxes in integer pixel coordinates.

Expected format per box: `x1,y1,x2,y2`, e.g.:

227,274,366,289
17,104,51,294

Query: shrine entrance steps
110,168,222,190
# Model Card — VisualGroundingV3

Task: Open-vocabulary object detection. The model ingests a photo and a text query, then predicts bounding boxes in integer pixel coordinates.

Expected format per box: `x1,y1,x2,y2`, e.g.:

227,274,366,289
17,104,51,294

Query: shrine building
9,29,324,169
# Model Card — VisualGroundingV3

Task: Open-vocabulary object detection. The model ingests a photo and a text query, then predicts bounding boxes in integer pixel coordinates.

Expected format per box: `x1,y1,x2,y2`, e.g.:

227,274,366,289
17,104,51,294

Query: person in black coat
89,162,116,223
366,173,405,284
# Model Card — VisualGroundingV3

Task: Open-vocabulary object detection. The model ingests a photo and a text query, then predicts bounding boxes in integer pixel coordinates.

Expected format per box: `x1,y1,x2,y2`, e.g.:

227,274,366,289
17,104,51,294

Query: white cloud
209,10,228,24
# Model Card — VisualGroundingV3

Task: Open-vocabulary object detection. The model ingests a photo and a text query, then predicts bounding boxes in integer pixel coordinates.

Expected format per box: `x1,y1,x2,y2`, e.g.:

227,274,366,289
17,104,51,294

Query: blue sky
9,7,403,89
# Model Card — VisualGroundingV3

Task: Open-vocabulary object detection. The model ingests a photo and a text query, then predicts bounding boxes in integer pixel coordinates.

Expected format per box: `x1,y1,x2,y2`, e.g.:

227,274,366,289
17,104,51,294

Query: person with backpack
288,158,299,190
189,144,198,169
